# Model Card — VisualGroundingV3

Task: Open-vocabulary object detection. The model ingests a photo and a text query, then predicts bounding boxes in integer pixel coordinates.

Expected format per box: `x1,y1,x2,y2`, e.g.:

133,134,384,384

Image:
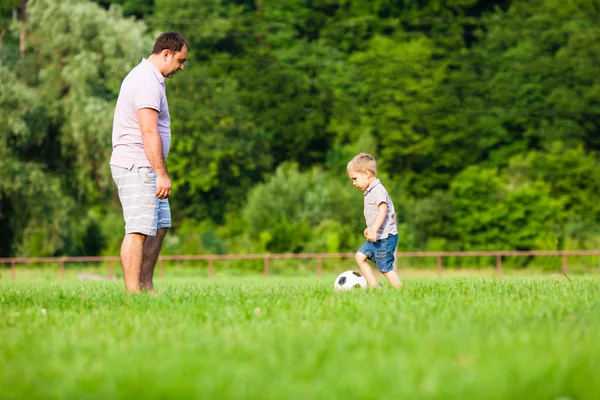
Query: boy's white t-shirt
363,179,398,240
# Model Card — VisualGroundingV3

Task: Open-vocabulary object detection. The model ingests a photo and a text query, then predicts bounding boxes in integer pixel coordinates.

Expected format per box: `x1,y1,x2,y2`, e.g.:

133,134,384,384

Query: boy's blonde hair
347,153,377,176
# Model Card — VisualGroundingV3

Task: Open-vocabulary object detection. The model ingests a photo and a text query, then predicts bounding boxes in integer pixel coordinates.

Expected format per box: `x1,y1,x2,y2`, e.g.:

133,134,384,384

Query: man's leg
120,233,147,293
140,227,168,291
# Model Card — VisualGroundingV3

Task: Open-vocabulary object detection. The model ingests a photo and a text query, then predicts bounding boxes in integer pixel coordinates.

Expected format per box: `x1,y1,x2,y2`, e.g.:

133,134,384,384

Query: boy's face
348,169,372,191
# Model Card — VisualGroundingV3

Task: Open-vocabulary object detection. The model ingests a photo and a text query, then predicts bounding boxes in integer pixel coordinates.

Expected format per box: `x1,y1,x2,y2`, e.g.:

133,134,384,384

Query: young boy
347,153,402,288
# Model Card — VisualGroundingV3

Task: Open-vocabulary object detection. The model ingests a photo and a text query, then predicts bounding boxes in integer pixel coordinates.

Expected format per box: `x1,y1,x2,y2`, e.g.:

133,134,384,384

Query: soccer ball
334,271,367,291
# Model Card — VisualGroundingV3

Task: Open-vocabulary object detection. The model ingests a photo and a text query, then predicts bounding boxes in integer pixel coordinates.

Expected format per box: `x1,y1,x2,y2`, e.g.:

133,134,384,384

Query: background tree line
1,0,599,260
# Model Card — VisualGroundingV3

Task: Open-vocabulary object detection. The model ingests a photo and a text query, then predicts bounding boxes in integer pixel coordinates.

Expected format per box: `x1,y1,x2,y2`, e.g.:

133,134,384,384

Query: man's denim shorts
358,234,398,273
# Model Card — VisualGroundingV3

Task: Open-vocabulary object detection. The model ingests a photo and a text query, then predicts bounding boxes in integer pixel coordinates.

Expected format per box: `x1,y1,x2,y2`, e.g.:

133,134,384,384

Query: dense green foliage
1,0,599,257
2,277,600,398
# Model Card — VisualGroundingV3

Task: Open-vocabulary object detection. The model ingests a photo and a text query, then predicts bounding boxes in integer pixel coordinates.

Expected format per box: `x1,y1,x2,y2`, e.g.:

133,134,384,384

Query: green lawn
1,276,599,399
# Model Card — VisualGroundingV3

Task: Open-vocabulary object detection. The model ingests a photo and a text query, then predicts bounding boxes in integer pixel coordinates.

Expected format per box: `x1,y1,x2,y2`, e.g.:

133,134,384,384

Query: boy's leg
383,270,403,288
376,235,402,288
355,252,379,287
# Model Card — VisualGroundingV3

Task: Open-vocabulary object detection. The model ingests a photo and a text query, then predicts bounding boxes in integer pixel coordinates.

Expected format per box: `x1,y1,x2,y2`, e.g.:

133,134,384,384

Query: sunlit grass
1,276,599,399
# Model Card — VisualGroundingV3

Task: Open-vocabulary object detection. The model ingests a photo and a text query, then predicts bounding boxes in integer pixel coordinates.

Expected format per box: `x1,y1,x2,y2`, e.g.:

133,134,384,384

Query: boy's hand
364,228,369,238
366,229,377,242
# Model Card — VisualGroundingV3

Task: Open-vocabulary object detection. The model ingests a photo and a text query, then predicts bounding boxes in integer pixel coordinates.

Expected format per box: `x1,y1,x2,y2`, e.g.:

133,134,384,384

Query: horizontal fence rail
1,250,599,280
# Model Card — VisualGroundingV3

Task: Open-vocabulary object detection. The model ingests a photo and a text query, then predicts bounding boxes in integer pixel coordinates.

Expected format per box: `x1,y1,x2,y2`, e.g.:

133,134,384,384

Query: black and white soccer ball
334,271,367,291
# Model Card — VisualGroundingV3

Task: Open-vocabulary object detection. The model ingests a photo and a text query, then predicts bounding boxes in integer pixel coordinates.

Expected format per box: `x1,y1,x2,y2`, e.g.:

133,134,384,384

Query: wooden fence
1,250,599,280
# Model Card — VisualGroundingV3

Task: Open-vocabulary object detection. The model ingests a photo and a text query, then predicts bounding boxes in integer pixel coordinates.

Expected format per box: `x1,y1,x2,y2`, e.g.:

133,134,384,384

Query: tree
92,0,155,19
508,143,600,248
241,163,363,253
465,0,600,168
0,0,149,256
450,166,562,250
0,65,71,256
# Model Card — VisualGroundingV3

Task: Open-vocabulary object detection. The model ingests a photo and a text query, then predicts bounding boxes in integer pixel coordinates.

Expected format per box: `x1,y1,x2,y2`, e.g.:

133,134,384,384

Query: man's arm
367,202,388,242
138,108,171,199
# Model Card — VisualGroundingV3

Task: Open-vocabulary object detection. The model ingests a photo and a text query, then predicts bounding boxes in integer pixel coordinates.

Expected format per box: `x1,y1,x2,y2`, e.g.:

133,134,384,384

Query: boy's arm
366,202,388,242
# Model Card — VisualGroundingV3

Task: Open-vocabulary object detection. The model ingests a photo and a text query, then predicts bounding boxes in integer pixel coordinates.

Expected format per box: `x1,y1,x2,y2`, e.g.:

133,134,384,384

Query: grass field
1,275,600,399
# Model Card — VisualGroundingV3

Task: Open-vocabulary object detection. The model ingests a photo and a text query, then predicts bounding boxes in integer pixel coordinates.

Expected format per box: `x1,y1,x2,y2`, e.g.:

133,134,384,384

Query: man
110,32,189,292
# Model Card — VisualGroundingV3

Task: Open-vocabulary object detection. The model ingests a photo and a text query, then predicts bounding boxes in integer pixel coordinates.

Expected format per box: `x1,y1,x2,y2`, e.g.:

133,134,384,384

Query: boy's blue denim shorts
358,234,398,273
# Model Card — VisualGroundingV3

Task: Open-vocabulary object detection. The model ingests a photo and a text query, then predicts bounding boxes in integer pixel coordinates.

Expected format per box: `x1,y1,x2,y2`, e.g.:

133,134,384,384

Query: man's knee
155,227,169,239
125,232,147,244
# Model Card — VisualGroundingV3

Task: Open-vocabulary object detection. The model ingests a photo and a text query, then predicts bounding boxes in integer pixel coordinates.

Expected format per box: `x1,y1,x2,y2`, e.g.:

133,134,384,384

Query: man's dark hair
152,32,189,54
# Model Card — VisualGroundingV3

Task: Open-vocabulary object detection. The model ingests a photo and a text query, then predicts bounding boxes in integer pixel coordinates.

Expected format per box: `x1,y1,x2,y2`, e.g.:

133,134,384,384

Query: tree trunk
255,0,263,16
18,0,27,55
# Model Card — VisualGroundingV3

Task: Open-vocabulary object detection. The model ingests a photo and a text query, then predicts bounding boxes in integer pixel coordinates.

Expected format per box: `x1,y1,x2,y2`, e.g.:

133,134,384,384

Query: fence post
496,254,502,278
264,257,269,279
317,257,322,278
562,253,568,275
209,258,214,279
60,260,65,280
159,259,164,279
11,260,16,280
108,260,114,278
436,255,442,278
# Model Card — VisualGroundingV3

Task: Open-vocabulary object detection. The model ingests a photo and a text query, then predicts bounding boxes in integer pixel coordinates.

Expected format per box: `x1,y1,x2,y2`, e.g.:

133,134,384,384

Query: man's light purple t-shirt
363,179,398,240
110,58,171,170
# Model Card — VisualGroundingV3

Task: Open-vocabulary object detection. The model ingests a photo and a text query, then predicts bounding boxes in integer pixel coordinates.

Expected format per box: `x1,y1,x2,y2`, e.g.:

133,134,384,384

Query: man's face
348,169,371,191
163,47,188,78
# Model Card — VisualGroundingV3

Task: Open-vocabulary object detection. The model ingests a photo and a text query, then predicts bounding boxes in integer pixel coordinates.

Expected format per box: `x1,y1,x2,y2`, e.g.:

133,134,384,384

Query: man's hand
155,171,172,199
